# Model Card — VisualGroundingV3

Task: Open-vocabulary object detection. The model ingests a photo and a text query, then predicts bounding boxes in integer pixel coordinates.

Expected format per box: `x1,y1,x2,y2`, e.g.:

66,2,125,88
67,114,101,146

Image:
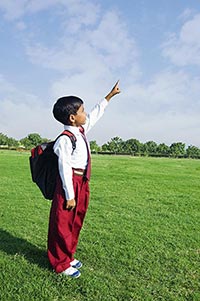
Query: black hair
53,96,83,125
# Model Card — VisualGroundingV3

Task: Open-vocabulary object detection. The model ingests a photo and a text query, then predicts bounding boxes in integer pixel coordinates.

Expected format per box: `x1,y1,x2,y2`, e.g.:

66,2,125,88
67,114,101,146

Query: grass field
0,151,199,301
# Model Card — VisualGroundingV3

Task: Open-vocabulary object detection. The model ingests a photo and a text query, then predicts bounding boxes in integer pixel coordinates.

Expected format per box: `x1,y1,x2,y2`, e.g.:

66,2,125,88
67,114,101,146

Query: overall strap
79,126,91,180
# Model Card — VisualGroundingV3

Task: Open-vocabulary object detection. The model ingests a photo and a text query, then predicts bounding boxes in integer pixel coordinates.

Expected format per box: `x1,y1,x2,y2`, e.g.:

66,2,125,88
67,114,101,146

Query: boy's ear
69,114,76,124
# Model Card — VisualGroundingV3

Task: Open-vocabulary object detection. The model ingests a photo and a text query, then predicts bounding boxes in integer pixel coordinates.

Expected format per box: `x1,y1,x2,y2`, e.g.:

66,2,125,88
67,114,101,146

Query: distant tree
145,141,157,155
0,133,8,145
20,133,44,149
90,140,100,153
20,137,32,149
102,143,109,152
120,140,128,154
186,145,200,158
170,142,185,158
7,137,19,148
124,138,141,155
107,136,123,153
141,141,157,156
28,133,43,145
0,133,19,148
141,143,148,156
157,143,170,157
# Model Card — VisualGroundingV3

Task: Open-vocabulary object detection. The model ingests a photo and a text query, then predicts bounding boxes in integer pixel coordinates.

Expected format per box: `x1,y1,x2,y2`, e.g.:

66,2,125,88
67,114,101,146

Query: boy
48,81,120,278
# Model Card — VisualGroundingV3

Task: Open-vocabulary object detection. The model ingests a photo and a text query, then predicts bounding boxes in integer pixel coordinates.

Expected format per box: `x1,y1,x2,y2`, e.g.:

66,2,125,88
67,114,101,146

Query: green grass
0,151,199,301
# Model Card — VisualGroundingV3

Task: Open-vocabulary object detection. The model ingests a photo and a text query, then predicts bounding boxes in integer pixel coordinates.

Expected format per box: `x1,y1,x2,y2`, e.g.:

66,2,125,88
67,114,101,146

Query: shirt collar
64,125,81,135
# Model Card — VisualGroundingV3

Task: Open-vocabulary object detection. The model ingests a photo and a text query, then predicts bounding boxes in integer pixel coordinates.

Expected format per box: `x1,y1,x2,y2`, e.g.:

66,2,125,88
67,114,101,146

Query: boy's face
70,104,87,127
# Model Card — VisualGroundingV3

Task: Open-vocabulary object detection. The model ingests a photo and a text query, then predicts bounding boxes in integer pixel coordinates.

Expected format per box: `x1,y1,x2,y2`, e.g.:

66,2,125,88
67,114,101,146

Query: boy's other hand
105,80,121,101
66,199,76,210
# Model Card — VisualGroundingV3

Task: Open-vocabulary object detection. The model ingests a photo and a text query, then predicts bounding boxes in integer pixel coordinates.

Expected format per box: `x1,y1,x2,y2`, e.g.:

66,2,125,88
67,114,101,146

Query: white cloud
1,99,52,139
25,5,139,109
26,8,138,74
0,0,28,20
162,13,200,66
124,69,200,110
178,8,194,21
63,0,101,33
0,0,60,20
16,21,27,30
107,69,200,147
0,74,39,106
0,0,100,23
0,75,56,139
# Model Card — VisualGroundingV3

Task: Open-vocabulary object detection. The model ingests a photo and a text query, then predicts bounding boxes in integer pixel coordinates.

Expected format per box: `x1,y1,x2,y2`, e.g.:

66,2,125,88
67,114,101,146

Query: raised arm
105,80,121,102
83,81,121,134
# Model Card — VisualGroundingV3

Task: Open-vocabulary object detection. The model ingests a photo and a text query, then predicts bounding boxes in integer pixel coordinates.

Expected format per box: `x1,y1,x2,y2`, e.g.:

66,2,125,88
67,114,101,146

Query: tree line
1,132,200,159
0,133,48,150
90,136,200,158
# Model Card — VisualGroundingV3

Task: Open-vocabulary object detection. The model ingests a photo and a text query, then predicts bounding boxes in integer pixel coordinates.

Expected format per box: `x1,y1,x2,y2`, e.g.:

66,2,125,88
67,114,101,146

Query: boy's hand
105,80,121,101
66,199,76,211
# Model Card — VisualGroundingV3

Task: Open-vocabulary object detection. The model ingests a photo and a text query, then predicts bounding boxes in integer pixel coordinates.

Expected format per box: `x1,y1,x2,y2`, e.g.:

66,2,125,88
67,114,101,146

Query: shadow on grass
0,228,50,270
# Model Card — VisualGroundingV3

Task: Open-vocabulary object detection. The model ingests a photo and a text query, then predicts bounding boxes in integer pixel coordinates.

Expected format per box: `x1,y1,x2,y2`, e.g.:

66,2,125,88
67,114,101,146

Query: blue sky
0,0,200,146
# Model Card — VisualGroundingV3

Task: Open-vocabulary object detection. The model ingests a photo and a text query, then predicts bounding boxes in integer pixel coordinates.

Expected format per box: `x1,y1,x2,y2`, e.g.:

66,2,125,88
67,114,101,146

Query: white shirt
53,98,108,200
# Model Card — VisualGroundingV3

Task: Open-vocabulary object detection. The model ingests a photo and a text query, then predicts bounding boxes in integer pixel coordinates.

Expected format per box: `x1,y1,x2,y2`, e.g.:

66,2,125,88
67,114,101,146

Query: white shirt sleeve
83,98,108,134
53,135,75,200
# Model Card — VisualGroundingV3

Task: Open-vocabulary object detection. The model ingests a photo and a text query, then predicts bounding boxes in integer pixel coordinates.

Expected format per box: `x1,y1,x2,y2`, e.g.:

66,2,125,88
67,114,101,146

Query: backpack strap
55,130,77,154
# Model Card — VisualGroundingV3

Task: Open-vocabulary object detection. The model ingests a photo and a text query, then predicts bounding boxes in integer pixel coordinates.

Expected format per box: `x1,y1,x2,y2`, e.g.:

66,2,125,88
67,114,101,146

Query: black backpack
29,130,76,200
